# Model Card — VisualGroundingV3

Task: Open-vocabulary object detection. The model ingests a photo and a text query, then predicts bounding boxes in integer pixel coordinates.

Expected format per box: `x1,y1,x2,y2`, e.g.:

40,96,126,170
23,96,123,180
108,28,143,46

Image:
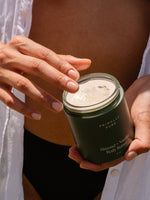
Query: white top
0,1,149,200
0,0,33,200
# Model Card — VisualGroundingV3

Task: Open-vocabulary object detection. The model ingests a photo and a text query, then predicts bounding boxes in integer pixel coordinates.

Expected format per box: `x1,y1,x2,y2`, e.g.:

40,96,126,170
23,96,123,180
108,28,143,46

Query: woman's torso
25,0,150,145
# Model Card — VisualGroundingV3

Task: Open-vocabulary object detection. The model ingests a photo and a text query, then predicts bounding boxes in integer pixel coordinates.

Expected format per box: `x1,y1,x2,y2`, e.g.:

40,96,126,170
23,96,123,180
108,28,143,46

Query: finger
125,111,150,161
9,54,79,93
68,146,83,164
1,69,63,112
69,145,124,172
0,83,41,119
80,157,124,172
58,55,91,71
9,36,80,80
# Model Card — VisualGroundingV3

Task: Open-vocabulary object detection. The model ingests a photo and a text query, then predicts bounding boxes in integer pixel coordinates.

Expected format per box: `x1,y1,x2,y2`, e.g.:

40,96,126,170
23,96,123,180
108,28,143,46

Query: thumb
125,113,150,161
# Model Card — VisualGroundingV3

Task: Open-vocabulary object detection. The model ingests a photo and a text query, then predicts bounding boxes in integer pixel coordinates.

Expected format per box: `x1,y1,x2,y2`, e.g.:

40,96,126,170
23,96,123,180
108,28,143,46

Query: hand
0,36,91,119
69,75,150,171
69,145,124,172
124,75,150,160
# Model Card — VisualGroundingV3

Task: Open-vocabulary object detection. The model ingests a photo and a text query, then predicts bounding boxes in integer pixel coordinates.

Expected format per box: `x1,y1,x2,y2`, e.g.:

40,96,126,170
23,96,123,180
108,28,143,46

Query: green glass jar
63,73,134,164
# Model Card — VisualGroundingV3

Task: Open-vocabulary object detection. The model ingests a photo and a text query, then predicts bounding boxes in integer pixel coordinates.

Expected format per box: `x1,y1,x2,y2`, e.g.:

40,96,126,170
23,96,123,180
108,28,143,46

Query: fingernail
31,113,41,120
126,151,137,161
67,81,78,91
68,69,80,80
52,102,63,112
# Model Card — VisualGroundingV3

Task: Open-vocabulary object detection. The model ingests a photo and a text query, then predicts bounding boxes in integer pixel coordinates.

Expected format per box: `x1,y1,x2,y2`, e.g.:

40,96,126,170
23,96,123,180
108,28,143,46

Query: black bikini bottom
23,129,108,200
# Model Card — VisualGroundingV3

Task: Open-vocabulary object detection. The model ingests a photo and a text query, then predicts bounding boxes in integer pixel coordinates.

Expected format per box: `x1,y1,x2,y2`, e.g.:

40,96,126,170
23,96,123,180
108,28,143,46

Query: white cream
66,79,116,107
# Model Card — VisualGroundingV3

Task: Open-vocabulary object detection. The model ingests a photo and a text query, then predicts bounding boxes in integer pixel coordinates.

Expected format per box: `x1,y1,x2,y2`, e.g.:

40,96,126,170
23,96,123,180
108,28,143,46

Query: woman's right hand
0,36,91,120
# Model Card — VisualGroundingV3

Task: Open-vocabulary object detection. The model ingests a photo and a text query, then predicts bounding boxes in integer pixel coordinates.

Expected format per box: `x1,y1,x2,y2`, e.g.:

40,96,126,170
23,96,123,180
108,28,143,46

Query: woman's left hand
68,75,150,171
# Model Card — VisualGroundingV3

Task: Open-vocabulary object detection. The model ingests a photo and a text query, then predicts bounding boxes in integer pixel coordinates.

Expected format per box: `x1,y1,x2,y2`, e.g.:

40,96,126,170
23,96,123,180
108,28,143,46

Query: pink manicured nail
67,81,78,91
126,151,137,161
52,102,63,112
68,69,79,80
31,113,41,120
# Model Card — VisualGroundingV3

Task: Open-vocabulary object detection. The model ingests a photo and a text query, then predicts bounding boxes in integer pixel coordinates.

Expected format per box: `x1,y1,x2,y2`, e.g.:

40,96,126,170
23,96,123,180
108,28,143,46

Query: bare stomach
24,0,150,145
